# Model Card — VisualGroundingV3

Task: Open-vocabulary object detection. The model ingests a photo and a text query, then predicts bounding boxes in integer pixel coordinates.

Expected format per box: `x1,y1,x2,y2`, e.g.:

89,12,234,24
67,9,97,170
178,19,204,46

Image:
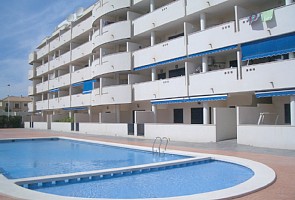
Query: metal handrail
162,137,170,152
152,137,162,153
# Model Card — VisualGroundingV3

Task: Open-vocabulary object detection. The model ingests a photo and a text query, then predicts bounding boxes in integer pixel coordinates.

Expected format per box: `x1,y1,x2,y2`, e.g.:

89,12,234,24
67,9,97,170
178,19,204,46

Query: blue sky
0,0,96,99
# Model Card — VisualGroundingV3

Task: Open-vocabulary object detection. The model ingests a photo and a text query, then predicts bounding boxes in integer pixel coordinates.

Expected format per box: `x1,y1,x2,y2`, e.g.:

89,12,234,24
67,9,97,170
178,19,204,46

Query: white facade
28,0,295,149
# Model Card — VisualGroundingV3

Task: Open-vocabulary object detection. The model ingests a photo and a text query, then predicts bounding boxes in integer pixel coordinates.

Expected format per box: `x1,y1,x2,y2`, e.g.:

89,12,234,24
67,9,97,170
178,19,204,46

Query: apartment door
174,109,183,123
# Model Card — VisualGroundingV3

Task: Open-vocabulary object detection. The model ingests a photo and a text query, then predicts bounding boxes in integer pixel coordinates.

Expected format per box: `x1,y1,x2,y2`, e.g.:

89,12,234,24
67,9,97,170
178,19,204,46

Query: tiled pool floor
0,128,294,200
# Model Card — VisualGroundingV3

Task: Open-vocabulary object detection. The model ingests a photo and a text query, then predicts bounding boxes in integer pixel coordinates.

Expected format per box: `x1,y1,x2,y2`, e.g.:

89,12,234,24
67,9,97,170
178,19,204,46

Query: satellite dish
76,7,84,18
67,14,75,22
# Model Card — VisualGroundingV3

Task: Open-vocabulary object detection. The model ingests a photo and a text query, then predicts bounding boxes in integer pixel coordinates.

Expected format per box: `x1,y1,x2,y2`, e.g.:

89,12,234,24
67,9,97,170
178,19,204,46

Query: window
158,72,166,80
191,108,203,124
24,103,28,107
174,109,183,123
169,68,185,78
15,103,20,109
285,104,291,124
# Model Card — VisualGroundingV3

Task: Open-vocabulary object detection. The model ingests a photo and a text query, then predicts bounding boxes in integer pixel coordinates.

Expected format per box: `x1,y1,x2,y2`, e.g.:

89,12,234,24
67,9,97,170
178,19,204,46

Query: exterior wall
51,122,72,132
33,122,48,130
78,123,128,137
238,126,295,150
215,108,237,141
145,124,217,143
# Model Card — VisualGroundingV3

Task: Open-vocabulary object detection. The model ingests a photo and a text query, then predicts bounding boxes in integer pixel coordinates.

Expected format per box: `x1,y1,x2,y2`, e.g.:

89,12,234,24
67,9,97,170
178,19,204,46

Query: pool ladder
152,137,170,154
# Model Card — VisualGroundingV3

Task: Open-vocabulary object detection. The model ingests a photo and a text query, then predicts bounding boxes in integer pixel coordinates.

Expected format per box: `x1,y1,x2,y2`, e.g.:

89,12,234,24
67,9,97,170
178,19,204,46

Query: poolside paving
0,128,294,200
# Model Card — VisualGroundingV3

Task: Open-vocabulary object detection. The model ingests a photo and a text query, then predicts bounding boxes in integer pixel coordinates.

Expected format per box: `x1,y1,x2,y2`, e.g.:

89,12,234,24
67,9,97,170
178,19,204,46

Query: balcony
29,52,36,64
133,0,185,36
60,29,71,44
72,17,92,39
28,102,34,112
49,37,61,52
48,77,59,90
36,44,49,59
186,0,228,16
93,20,131,49
237,4,295,45
58,73,71,88
189,68,238,96
28,86,34,96
101,84,132,105
91,87,100,106
36,100,48,111
239,59,295,92
57,96,71,109
36,63,49,76
92,0,132,24
49,52,71,70
92,52,131,77
72,41,92,62
28,69,35,80
71,93,91,107
71,67,92,84
36,81,49,93
187,21,237,56
133,76,187,101
49,98,59,110
133,36,186,69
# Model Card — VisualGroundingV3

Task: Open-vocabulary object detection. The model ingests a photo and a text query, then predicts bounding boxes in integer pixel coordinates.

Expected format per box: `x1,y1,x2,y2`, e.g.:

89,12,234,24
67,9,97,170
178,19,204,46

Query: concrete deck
0,128,294,200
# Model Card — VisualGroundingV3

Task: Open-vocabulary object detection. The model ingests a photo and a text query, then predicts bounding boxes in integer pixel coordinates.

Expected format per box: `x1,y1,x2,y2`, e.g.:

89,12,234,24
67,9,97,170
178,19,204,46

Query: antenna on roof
76,7,84,18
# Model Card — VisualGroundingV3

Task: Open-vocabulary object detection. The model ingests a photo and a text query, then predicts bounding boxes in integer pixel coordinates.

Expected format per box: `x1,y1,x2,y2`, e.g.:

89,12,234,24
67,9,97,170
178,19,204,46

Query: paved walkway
0,128,294,200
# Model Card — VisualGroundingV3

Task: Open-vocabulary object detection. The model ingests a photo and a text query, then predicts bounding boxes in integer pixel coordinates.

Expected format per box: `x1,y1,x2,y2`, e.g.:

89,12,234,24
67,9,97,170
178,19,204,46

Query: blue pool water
34,160,254,199
0,138,187,179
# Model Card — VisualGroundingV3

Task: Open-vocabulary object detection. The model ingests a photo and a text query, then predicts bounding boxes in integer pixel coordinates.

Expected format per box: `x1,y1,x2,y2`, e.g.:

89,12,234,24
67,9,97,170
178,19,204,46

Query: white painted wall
79,123,128,137
215,108,237,141
51,122,72,132
145,124,217,142
238,125,295,150
33,122,48,130
24,122,30,128
135,111,154,123
74,113,89,123
101,113,116,123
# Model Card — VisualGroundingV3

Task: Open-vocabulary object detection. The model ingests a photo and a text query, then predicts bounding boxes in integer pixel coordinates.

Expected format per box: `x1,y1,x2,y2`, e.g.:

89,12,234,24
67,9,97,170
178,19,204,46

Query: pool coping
0,136,276,200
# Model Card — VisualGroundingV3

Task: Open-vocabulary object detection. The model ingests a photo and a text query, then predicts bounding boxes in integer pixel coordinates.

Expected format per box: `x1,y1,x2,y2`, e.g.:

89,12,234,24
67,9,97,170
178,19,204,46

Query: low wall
215,108,237,141
238,125,295,150
144,124,217,143
51,122,72,132
24,122,30,128
33,122,48,130
79,123,128,137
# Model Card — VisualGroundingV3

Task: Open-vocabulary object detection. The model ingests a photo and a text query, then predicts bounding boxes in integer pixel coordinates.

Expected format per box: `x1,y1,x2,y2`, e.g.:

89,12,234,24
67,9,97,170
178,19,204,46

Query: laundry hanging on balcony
241,32,295,61
82,80,96,94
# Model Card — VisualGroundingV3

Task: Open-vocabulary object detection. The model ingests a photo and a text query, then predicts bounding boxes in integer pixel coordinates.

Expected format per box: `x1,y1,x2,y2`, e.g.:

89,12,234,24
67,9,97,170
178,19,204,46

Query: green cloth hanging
261,9,274,22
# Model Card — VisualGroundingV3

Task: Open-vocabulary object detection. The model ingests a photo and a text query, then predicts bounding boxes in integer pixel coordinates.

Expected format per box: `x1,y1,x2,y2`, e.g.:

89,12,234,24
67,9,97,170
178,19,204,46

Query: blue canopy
241,32,295,61
256,89,295,98
82,80,96,94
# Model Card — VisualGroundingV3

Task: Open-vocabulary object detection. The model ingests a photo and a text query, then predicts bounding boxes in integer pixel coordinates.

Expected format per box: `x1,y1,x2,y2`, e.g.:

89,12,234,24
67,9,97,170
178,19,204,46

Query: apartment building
28,0,295,150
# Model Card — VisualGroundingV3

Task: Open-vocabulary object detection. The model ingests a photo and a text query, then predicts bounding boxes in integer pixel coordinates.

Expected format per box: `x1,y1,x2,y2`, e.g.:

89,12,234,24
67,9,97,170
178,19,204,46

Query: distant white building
28,0,295,150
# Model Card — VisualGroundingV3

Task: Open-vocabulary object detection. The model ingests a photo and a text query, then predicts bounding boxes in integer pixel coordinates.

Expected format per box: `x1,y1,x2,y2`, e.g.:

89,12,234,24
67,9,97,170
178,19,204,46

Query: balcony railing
133,36,186,69
71,67,92,84
28,86,34,96
36,63,49,76
28,69,35,80
186,0,228,16
133,0,185,36
36,44,49,59
36,81,49,94
72,41,92,62
49,51,71,71
101,84,132,105
93,20,131,49
72,17,92,39
36,100,48,111
133,76,186,101
71,93,91,107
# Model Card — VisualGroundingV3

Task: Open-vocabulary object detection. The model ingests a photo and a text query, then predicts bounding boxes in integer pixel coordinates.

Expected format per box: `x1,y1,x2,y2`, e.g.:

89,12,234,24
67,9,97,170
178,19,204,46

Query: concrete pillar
291,96,295,126
202,56,208,73
115,105,120,123
237,50,242,79
99,112,102,123
99,77,103,95
286,0,293,5
88,107,92,122
99,48,103,64
150,0,155,12
200,13,206,31
152,104,157,123
203,102,210,124
99,19,103,34
151,31,156,81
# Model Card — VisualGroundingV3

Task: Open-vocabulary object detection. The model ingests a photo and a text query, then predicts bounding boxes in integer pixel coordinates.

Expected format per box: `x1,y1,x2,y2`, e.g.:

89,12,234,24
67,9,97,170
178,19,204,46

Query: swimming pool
0,138,187,179
0,137,276,200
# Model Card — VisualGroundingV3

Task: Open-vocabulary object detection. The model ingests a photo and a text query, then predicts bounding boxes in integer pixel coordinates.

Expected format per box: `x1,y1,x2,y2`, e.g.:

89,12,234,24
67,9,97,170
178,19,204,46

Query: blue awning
151,94,227,105
63,107,87,111
49,88,59,93
134,56,187,71
72,82,84,87
241,32,295,61
256,89,295,98
82,80,96,94
188,45,238,59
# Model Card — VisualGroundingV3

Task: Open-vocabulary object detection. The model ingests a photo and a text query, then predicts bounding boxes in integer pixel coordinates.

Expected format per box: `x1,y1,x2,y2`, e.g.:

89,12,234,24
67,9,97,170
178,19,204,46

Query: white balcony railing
93,20,131,48
60,29,71,44
101,84,132,105
49,51,71,70
49,98,59,110
48,77,59,90
71,67,92,84
58,96,71,109
28,86,34,96
92,0,132,24
186,0,228,16
29,52,36,64
28,102,34,112
36,100,48,111
28,69,34,80
58,73,71,88
36,44,49,59
91,87,100,106
72,41,92,61
187,21,236,56
133,36,186,69
36,63,49,76
71,93,91,107
134,76,186,101
92,52,131,77
36,81,49,94
49,37,61,52
133,0,185,36
72,17,92,39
